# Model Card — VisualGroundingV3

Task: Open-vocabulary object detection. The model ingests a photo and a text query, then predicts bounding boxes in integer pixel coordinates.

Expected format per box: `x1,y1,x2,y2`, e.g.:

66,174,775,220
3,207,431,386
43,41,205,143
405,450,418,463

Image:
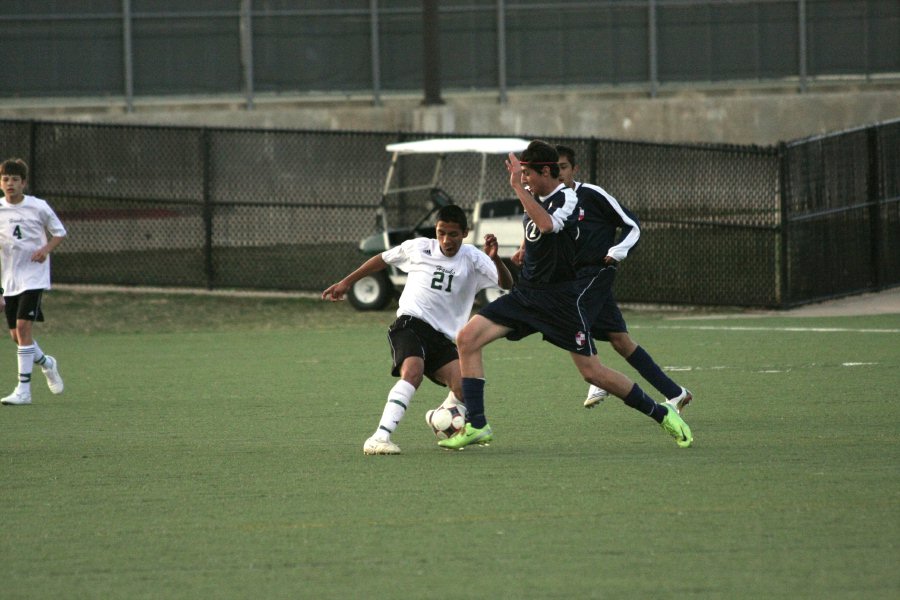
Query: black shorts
590,298,628,341
387,315,459,386
4,289,45,330
477,272,611,356
587,283,628,341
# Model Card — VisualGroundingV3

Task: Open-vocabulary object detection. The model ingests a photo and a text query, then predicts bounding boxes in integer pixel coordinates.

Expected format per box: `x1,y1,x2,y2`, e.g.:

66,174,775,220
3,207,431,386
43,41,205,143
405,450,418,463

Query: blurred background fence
0,117,896,308
1,1,897,106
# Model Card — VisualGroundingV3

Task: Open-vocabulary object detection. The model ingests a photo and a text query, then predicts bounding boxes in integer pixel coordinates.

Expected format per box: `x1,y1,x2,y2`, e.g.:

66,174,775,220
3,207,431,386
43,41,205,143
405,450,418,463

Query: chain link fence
1,1,897,104
0,118,896,308
781,119,900,304
587,139,781,306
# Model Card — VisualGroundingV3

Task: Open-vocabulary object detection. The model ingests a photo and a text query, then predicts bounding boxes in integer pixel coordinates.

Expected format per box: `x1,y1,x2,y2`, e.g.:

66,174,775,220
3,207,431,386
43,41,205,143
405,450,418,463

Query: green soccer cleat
438,422,493,450
660,403,693,448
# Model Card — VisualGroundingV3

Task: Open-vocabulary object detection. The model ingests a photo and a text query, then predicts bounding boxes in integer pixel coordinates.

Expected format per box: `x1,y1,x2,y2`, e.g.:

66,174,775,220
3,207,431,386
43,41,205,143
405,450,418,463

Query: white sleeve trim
581,183,640,262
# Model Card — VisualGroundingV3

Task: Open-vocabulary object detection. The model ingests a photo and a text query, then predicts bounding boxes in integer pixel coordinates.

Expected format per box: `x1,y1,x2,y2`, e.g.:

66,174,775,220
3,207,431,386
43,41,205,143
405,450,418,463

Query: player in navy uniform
441,141,692,450
555,145,692,414
322,204,513,455
0,159,66,406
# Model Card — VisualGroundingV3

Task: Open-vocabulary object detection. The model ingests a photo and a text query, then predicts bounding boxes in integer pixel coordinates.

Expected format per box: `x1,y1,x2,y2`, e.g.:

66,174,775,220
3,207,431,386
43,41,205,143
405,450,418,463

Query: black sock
461,378,487,428
623,383,667,424
626,345,681,400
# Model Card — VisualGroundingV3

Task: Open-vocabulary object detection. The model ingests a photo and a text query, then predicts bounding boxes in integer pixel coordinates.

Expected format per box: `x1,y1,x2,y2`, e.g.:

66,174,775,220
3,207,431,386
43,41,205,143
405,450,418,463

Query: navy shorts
387,315,458,386
478,274,610,356
4,289,45,330
590,299,628,340
586,276,628,340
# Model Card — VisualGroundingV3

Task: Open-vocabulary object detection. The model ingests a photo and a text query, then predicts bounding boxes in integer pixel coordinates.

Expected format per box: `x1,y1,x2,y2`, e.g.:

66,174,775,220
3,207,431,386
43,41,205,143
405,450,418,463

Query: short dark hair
521,140,560,178
0,158,28,180
436,204,468,231
555,145,576,168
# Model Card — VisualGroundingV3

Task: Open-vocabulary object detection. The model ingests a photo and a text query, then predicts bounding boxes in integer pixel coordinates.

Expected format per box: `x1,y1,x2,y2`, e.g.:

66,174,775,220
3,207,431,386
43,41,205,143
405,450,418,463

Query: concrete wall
2,82,898,146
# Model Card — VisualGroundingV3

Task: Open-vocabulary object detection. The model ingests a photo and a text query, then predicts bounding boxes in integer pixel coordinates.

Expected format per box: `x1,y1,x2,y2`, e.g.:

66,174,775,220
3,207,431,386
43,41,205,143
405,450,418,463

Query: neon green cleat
438,422,493,450
660,403,693,448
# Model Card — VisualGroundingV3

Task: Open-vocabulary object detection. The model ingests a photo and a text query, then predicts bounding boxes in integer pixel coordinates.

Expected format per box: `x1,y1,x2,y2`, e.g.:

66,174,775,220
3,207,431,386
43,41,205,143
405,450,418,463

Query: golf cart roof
385,137,530,155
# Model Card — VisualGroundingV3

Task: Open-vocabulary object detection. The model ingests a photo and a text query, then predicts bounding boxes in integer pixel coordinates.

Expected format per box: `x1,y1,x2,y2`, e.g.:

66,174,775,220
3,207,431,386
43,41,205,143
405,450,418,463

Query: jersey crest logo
525,220,542,242
575,331,586,347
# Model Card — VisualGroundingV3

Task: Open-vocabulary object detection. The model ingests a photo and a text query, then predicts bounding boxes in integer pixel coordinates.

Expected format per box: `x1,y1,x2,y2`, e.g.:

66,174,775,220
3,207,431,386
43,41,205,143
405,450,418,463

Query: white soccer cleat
665,387,693,415
1,389,32,405
42,355,64,394
363,436,401,455
583,385,609,409
440,390,463,410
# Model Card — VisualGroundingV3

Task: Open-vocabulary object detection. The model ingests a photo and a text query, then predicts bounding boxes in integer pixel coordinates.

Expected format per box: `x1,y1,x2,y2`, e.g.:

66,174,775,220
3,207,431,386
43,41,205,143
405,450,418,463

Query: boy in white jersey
0,159,66,406
322,205,513,455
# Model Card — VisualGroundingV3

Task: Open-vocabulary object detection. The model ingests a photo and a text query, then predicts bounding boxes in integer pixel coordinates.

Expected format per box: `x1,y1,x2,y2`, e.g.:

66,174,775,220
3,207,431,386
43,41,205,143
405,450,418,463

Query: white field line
659,363,881,374
634,324,900,334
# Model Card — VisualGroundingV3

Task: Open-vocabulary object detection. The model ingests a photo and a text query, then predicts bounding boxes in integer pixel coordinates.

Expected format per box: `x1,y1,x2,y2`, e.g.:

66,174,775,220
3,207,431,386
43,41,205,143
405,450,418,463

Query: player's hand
322,281,348,301
482,234,499,258
511,247,525,266
603,255,619,266
506,152,524,190
31,249,49,263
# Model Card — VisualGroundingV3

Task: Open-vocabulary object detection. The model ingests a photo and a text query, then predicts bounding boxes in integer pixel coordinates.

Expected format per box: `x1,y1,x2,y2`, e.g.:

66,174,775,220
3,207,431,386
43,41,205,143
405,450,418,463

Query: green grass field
1,291,898,599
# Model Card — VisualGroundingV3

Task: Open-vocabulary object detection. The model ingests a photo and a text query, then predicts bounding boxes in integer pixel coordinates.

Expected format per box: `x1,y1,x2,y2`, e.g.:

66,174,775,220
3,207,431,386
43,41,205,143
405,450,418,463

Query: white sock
32,340,47,366
17,344,35,395
374,380,416,440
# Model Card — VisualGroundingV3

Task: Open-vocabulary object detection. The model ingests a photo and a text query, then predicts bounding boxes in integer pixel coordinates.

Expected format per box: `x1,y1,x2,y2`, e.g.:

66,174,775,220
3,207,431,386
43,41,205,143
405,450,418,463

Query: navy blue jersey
519,184,579,284
573,182,641,269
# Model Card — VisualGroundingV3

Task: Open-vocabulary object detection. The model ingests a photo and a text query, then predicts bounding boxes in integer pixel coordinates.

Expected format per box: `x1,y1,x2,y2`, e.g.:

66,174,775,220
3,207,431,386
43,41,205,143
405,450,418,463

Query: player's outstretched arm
322,255,388,301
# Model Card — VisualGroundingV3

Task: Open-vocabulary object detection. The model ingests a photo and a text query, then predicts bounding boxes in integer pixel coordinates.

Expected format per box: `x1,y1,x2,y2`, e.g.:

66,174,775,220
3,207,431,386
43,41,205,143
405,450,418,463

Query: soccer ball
425,403,467,439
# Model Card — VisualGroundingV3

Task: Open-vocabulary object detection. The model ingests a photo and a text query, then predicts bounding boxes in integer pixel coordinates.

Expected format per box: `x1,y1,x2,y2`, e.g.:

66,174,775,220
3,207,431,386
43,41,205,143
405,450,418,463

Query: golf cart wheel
348,271,393,310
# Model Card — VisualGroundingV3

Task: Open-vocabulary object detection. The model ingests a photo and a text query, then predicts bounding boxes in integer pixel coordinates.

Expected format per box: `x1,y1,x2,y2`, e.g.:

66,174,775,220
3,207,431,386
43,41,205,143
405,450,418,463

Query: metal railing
1,1,896,108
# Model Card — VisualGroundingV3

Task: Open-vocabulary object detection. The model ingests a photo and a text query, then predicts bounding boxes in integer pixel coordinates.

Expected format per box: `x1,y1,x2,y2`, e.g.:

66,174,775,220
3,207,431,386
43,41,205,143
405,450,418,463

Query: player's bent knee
457,316,501,352
400,361,425,387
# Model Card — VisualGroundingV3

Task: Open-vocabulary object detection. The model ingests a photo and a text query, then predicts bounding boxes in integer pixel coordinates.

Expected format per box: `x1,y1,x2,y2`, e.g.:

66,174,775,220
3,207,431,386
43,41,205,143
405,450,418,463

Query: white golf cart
348,137,530,310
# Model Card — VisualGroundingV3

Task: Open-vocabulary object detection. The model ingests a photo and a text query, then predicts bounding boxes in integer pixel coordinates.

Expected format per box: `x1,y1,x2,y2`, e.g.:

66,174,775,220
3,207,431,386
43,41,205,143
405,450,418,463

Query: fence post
122,0,134,112
201,129,215,290
797,0,807,93
866,126,883,290
240,0,254,110
776,142,790,308
497,0,507,104
370,0,382,107
648,0,659,98
422,0,444,105
588,137,599,184
28,120,37,194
